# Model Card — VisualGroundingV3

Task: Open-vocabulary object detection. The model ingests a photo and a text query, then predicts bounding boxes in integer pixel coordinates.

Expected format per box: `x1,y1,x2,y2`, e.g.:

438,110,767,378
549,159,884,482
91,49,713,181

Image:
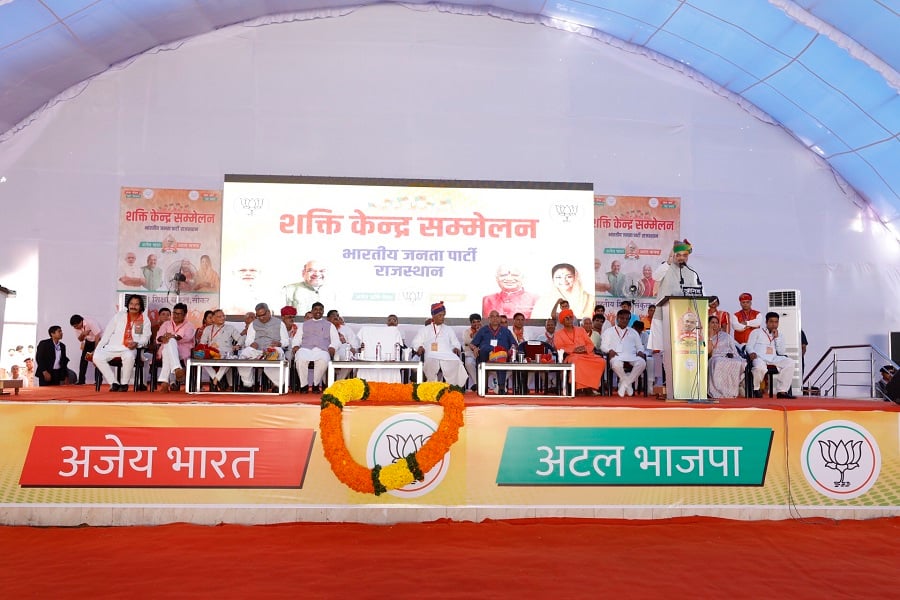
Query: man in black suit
35,325,69,386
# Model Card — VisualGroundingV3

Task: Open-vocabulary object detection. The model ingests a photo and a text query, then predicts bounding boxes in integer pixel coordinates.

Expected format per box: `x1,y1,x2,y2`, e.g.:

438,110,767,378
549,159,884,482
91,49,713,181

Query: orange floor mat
1,517,896,599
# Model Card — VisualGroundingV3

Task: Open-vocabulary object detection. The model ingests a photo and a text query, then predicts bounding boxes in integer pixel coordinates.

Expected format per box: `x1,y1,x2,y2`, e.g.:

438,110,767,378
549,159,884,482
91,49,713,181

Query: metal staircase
803,344,895,399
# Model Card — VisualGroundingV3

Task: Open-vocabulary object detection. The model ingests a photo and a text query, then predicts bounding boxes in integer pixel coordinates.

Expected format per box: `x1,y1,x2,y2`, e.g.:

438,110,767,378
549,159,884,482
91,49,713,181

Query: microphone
684,264,703,287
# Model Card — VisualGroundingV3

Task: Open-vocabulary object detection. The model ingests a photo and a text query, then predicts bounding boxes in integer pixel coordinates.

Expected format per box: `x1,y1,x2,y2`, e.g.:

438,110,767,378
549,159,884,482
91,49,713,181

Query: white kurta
412,323,467,387
746,328,795,393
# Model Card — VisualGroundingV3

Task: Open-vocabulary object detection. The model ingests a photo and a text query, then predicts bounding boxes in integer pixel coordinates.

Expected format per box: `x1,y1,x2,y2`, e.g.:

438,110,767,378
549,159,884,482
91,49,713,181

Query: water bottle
375,342,382,361
394,343,401,361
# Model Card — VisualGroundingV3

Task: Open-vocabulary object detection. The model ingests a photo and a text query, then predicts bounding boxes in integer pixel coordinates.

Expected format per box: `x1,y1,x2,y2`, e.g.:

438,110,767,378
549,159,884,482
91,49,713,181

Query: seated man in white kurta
411,301,467,387
745,311,796,398
292,301,340,393
237,302,290,391
93,294,152,392
600,309,647,397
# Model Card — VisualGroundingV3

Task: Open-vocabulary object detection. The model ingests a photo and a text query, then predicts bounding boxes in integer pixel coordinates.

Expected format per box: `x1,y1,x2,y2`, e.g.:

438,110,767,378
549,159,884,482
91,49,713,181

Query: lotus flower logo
817,439,862,488
386,433,431,462
368,413,448,498
554,204,579,222
240,196,263,216
801,420,881,500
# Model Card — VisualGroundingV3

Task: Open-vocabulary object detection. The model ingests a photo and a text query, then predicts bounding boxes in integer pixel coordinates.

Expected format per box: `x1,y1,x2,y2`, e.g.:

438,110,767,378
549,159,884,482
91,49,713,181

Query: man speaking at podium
647,239,703,386
653,239,701,300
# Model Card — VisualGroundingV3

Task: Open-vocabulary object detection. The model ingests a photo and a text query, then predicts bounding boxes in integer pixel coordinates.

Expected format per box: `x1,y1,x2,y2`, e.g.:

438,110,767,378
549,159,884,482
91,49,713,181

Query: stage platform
2,385,897,526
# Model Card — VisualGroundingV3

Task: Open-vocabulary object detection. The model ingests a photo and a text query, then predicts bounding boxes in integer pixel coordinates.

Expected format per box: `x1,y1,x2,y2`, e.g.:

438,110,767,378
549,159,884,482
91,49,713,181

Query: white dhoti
93,346,138,386
423,357,468,387
294,347,331,387
751,355,795,393
238,346,284,387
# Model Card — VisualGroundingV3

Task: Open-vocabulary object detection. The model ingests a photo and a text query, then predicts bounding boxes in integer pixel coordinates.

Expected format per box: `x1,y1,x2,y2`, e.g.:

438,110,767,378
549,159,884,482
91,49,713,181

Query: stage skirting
1,401,897,525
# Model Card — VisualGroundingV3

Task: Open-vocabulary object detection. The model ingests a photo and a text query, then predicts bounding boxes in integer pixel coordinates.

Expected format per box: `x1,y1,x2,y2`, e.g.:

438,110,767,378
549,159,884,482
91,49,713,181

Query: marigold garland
319,378,466,495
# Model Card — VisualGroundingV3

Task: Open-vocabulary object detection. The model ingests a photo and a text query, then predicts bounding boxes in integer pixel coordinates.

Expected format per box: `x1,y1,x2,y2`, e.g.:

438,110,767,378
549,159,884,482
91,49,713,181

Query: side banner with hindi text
594,195,680,316
118,187,223,327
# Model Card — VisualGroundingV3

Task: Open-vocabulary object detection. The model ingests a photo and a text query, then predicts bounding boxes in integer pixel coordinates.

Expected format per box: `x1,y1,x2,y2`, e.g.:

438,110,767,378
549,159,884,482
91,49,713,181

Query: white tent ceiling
0,0,897,228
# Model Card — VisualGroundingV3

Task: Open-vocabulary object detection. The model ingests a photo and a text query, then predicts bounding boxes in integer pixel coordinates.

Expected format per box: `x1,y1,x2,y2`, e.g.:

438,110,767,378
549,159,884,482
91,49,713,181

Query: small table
328,360,423,387
477,362,575,398
186,358,289,395
0,379,23,395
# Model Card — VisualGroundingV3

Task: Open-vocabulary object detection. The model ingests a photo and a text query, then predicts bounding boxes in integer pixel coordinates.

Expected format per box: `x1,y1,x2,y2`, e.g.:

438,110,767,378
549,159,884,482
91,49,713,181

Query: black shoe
776,392,793,399
239,385,253,393
109,383,120,392
217,380,231,392
117,385,129,392
753,390,763,398
171,382,180,392
135,384,147,392
299,385,310,394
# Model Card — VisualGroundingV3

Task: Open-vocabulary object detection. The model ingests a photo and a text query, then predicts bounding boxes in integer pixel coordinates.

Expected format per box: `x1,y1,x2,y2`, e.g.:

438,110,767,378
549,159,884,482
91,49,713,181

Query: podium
656,296,710,401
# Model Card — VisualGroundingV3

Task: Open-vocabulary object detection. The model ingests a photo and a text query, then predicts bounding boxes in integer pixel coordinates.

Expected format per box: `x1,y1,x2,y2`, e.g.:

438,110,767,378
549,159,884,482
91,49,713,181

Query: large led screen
221,176,595,320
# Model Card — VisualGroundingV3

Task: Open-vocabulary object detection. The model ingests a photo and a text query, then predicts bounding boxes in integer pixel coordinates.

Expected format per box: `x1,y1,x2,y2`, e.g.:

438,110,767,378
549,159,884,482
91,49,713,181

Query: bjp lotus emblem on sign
818,439,863,488
801,420,880,500
366,413,449,498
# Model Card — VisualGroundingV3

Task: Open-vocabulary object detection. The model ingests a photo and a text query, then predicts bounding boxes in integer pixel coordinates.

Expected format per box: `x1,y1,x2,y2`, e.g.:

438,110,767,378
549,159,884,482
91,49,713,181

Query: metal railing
803,344,895,398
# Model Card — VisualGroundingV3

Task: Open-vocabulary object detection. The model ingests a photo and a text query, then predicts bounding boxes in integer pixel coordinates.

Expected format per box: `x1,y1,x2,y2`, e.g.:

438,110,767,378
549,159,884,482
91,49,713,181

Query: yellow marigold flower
415,381,448,403
379,460,415,489
326,378,365,403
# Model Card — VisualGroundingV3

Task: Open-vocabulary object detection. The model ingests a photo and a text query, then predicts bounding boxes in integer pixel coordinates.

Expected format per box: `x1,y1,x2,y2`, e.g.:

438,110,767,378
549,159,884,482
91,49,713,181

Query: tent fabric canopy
0,0,897,228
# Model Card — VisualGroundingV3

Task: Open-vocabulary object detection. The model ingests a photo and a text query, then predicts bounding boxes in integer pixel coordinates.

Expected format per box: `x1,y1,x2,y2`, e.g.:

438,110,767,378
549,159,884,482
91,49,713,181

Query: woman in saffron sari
708,315,745,398
553,309,606,394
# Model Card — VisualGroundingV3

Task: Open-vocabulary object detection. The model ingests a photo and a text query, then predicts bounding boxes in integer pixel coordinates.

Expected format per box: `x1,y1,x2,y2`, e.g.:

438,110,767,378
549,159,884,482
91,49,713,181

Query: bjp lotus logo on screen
238,196,264,216
800,420,881,500
552,203,579,223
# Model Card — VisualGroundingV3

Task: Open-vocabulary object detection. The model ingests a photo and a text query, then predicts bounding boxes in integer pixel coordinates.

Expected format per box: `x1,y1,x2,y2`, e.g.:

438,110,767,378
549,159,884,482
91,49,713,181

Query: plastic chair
94,352,145,391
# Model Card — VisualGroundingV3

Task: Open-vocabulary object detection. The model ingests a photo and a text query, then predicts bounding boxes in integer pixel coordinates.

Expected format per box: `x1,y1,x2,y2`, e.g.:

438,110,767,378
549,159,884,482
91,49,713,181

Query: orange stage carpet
1,517,896,599
6,383,898,411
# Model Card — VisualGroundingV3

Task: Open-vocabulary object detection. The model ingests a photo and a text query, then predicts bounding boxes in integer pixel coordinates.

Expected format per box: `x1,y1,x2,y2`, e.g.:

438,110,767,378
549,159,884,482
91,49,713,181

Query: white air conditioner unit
768,289,801,396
